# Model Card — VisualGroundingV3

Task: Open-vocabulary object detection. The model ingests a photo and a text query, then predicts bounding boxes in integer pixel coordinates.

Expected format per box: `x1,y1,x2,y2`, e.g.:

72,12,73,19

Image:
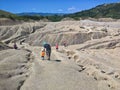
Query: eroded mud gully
0,48,34,90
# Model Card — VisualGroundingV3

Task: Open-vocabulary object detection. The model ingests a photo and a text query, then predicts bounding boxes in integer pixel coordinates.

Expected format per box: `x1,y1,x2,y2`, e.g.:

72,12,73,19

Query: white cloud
58,9,63,12
68,7,76,11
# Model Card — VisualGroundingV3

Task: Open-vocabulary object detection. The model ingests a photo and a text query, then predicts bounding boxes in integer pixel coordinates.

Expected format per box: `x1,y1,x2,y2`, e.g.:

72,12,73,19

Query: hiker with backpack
43,42,51,60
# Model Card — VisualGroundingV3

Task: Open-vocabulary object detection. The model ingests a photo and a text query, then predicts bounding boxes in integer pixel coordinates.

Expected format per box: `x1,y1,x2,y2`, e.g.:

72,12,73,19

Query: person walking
13,42,18,49
41,49,45,60
43,42,51,60
63,41,67,47
56,43,58,51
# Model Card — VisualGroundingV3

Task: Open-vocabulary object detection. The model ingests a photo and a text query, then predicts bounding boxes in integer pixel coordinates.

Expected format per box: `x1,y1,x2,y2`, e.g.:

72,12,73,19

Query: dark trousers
46,50,51,60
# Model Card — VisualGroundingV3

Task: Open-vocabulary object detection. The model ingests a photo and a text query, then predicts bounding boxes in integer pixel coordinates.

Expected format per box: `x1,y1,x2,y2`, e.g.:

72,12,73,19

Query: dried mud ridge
60,48,120,89
17,49,34,90
0,48,34,90
1,20,120,46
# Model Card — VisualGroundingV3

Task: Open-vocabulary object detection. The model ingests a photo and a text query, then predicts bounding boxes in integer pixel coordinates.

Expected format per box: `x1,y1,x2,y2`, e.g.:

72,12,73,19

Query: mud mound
0,18,22,26
0,22,46,44
0,42,12,51
2,20,120,46
0,49,33,90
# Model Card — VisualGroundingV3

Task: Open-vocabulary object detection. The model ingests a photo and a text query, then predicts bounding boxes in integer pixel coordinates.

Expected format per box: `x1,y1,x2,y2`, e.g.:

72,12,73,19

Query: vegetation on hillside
67,3,120,19
0,10,13,17
0,10,64,22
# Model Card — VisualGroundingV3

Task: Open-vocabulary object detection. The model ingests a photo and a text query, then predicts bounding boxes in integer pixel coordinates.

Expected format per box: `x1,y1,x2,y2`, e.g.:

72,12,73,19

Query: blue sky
0,0,120,13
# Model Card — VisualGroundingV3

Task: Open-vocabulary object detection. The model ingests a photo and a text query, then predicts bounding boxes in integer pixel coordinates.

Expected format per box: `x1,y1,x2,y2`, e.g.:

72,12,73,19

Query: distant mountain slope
17,12,64,16
0,10,15,18
66,3,120,19
0,9,21,22
0,10,64,22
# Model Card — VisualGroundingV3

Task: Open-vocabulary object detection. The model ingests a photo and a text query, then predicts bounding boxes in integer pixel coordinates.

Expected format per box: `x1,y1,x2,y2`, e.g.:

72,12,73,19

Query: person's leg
41,56,44,60
46,50,51,60
56,48,58,51
48,50,51,60
46,51,49,60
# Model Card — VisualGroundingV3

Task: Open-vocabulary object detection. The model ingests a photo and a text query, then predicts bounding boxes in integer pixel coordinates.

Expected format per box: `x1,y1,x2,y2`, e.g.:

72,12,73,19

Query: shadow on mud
51,60,61,62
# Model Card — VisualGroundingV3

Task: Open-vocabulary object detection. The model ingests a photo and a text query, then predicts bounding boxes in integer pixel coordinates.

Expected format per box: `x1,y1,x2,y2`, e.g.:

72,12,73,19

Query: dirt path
20,46,98,90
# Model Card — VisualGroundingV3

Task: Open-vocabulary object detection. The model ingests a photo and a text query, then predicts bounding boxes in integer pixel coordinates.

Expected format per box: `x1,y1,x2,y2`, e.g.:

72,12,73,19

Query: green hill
0,10,24,21
0,10,17,19
0,10,37,21
0,10,63,22
0,10,13,16
66,3,120,19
